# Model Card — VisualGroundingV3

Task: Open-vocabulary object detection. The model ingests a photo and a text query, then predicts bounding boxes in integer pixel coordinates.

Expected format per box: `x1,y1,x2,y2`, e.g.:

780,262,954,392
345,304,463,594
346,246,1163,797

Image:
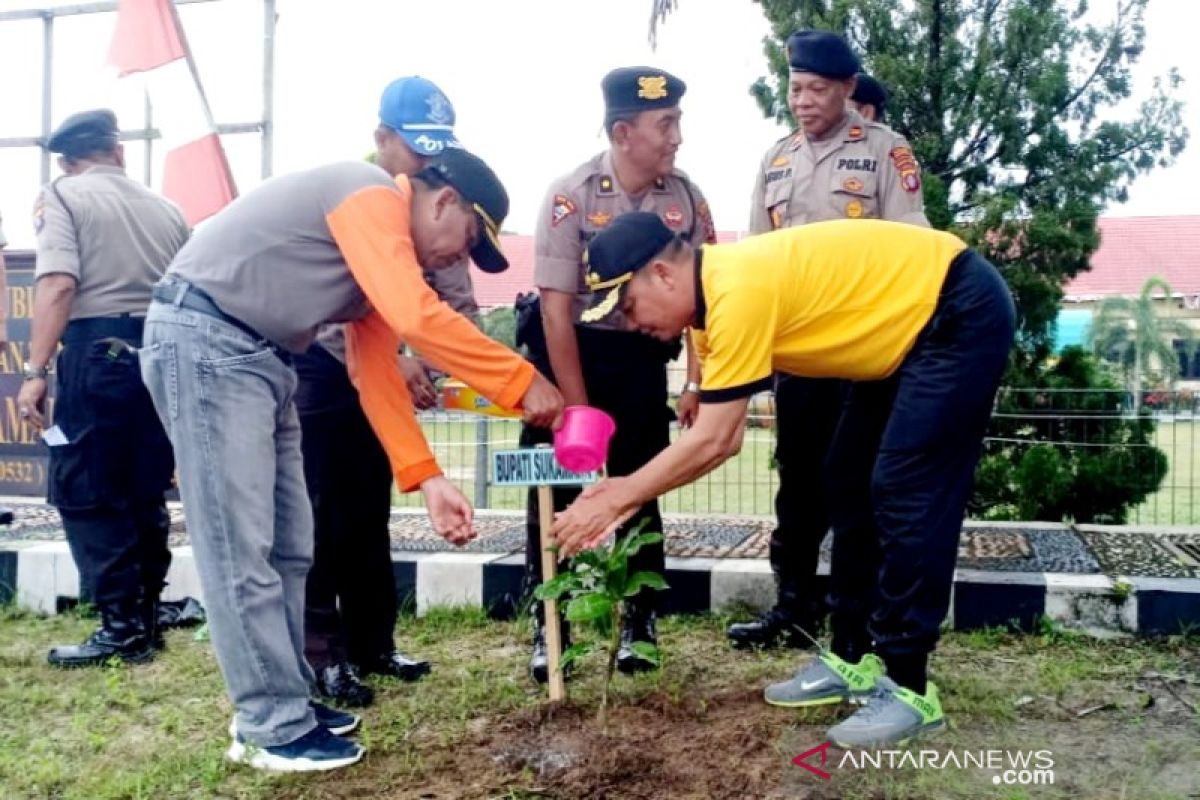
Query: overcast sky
1,0,1197,250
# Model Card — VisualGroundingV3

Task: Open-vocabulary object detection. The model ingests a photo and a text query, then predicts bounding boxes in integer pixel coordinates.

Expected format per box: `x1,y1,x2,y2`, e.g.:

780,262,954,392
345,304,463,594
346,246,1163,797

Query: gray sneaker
764,652,885,707
827,676,946,748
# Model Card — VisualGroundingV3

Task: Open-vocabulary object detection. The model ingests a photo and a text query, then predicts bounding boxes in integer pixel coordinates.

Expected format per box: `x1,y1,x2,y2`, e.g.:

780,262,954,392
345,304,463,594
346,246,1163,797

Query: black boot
726,605,819,650
315,662,374,707
360,650,431,682
142,597,165,651
616,606,659,675
157,597,206,630
48,604,155,668
529,608,571,685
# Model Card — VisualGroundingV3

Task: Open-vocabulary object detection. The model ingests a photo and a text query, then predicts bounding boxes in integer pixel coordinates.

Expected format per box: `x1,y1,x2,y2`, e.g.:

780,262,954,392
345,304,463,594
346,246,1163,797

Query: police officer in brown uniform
728,32,929,651
18,109,189,667
295,77,481,707
519,67,716,681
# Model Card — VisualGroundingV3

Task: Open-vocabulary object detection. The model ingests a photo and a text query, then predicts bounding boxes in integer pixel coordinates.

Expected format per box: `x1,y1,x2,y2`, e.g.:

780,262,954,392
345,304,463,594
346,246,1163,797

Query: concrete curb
3,541,1198,635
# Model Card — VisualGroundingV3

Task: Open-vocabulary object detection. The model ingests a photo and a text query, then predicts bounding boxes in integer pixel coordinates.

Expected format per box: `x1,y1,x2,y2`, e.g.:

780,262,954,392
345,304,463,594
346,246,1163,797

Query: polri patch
551,194,576,227
889,146,921,194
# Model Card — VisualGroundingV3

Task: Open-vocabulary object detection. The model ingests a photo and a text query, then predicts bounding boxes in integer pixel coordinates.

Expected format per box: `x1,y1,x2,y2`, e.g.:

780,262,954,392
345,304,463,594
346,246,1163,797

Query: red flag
107,0,236,225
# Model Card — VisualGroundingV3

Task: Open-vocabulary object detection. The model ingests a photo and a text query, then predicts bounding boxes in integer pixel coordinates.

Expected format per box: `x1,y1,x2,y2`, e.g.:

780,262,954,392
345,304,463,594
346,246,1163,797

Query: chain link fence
396,388,1198,526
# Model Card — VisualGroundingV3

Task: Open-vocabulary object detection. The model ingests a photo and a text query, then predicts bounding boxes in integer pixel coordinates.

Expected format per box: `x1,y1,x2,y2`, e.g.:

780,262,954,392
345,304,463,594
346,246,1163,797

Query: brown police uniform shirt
748,109,929,233
535,150,717,331
34,165,189,319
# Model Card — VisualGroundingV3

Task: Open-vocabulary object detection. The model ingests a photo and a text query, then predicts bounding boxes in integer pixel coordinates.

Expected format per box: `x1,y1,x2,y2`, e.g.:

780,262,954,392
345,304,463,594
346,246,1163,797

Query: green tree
656,0,1188,371
481,305,517,349
1091,276,1196,407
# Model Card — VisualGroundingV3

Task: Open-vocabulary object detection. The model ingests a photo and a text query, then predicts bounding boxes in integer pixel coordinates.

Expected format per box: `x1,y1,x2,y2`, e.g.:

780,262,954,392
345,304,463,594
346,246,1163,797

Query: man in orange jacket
140,148,562,772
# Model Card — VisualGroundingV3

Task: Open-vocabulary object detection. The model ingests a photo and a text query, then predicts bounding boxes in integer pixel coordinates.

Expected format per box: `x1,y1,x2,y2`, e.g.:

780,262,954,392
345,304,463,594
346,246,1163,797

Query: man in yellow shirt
554,212,1015,748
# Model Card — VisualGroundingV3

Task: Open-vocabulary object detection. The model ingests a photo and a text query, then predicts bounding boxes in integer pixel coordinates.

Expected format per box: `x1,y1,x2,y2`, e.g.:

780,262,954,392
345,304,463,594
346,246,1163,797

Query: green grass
1130,419,1199,525
1,605,1197,799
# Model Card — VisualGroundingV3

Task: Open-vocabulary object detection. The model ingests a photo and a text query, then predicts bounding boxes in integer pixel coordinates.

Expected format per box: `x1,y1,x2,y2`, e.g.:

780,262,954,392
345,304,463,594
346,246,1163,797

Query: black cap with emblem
786,30,860,79
422,148,510,273
580,212,677,324
602,66,687,131
46,108,120,158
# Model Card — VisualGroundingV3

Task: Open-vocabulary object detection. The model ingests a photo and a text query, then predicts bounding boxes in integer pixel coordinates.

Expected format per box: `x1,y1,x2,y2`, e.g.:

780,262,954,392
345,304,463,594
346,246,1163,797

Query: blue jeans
140,296,317,747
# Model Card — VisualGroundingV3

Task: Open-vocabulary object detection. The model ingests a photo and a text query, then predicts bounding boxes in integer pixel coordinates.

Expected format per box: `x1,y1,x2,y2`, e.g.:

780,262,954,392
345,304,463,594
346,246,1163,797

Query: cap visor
470,222,508,273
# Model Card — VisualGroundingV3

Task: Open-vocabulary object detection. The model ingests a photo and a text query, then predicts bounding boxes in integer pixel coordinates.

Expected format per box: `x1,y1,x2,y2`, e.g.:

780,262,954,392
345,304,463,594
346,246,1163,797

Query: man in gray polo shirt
140,147,562,772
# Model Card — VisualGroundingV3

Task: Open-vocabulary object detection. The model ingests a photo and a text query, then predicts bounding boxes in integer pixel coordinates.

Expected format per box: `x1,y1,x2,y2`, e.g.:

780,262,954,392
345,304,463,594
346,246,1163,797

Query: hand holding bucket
553,405,616,472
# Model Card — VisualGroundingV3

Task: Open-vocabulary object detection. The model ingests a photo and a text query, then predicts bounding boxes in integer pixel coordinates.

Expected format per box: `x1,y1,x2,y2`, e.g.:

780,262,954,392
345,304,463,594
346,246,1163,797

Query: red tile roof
1064,215,1200,301
473,232,741,308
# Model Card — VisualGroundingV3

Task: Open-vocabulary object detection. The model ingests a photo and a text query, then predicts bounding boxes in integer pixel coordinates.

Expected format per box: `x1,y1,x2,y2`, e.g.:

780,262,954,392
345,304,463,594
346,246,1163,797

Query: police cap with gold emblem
851,73,889,111
580,212,676,324
602,66,686,125
46,108,120,158
786,30,860,79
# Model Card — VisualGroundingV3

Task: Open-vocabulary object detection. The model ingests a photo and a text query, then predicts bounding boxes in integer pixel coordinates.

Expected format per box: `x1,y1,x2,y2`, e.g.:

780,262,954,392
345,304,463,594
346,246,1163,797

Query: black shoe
529,622,573,685
48,617,155,668
315,662,374,708
359,650,431,682
157,597,206,629
226,724,364,772
616,611,659,675
727,607,818,650
310,701,361,735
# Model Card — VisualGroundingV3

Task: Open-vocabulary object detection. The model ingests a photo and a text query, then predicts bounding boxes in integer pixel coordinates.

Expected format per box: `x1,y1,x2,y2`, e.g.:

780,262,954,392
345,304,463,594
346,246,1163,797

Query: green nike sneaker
827,676,946,748
764,652,885,707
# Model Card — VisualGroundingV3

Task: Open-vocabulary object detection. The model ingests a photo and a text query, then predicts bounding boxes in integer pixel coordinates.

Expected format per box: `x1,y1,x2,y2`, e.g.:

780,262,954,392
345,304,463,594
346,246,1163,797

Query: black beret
851,73,889,110
786,30,860,79
602,67,687,117
46,108,120,157
580,212,677,324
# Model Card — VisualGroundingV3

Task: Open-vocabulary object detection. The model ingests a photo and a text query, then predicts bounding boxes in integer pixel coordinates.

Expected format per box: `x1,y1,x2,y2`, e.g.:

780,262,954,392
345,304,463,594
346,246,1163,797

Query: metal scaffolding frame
0,0,276,186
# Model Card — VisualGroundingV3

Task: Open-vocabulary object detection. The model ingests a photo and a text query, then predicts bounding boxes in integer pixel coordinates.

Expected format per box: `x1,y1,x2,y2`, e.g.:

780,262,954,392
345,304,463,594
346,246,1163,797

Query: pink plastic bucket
553,405,616,473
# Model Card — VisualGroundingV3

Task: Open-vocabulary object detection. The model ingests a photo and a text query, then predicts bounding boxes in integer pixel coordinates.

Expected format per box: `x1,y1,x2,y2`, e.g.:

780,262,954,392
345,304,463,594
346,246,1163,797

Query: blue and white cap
378,76,460,156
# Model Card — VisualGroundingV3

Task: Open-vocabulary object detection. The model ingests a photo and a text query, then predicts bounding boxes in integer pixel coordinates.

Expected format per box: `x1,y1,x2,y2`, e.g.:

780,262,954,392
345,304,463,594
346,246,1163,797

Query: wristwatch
22,362,48,381
683,381,701,394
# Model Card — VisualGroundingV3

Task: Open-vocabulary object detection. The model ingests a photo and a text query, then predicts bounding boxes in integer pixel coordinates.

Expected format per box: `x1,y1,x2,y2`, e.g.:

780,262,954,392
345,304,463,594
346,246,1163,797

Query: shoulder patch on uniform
551,194,577,227
663,205,684,228
32,191,45,234
586,210,612,228
697,200,716,244
597,175,616,195
889,146,921,193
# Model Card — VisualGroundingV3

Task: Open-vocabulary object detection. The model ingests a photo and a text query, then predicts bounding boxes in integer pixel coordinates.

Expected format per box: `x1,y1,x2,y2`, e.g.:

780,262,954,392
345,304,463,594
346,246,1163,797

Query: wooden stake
538,483,566,701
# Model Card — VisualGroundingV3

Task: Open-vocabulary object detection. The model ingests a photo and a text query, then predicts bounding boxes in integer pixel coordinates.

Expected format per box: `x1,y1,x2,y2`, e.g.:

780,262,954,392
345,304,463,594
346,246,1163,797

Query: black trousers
522,326,672,616
769,375,845,621
50,317,174,613
294,346,397,669
825,250,1015,689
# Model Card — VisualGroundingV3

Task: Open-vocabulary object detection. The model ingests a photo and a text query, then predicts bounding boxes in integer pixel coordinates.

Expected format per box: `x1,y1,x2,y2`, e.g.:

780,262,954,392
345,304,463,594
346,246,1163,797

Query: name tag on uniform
766,168,793,183
834,158,877,172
